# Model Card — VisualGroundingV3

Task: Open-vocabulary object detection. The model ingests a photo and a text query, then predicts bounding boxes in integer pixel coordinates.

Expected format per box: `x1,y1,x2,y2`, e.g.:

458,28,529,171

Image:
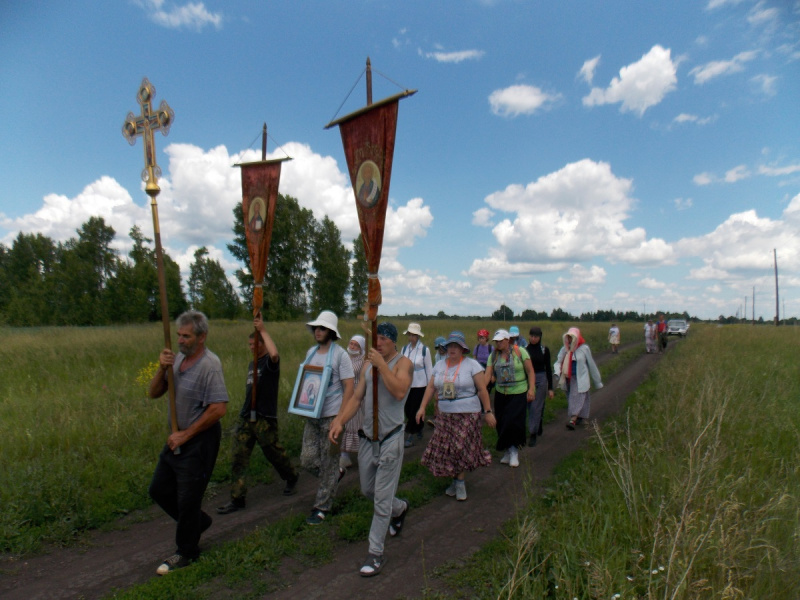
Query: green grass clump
448,324,800,599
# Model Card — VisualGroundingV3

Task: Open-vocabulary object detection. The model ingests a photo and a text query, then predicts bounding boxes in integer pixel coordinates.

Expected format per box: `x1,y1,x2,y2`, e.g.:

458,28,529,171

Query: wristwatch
482,409,492,414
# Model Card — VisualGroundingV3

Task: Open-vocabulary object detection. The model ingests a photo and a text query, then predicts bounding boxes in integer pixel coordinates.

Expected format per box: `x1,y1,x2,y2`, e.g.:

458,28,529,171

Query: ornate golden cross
122,77,174,196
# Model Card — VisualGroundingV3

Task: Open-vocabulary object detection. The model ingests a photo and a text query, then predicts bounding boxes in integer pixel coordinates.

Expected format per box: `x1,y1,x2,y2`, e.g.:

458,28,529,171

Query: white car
667,319,689,336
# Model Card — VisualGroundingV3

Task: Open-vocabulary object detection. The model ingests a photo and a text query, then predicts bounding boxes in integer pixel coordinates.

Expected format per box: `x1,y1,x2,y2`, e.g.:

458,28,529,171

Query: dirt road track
0,341,665,599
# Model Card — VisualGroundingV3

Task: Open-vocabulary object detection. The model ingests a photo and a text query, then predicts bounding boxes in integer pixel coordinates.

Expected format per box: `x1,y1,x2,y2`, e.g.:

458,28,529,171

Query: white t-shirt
431,356,484,414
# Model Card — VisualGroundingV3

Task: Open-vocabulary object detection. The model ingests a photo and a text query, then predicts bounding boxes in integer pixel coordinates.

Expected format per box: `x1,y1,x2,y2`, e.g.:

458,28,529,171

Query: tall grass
0,318,622,555
462,324,800,599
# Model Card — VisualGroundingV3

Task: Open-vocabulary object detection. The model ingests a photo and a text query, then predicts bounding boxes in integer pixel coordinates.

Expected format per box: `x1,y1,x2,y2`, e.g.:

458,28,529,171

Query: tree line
0,194,368,326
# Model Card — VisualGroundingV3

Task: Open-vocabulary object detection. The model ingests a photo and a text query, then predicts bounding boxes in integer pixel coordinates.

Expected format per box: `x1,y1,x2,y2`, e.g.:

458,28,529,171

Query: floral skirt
421,412,491,478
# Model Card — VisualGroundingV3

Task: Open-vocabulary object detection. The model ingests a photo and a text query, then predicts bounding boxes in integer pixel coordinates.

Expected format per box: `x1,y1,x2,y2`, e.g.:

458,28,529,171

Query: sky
1,0,799,321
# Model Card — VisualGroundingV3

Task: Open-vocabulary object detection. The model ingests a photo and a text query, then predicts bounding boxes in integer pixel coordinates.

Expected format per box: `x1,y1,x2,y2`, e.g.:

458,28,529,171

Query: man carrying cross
329,321,413,577
148,310,228,575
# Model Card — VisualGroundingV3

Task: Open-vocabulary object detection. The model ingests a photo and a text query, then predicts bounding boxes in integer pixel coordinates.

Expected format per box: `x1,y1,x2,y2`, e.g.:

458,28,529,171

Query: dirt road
0,341,665,599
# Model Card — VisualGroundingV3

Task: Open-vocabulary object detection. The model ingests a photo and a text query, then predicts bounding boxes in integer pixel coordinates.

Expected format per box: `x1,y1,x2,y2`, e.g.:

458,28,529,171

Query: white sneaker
509,447,519,468
455,479,467,501
500,450,511,464
445,479,457,497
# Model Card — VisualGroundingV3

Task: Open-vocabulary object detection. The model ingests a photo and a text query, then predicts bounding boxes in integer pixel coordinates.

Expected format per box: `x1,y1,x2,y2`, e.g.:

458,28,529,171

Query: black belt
358,423,403,446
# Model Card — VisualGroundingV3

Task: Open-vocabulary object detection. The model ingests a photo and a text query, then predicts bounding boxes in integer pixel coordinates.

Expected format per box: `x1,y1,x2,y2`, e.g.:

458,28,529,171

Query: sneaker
445,479,457,497
404,435,414,448
283,476,298,496
500,450,511,465
388,499,409,537
528,433,537,447
156,553,192,575
455,479,467,501
306,509,327,525
216,500,244,515
339,453,353,469
509,447,519,468
359,553,386,577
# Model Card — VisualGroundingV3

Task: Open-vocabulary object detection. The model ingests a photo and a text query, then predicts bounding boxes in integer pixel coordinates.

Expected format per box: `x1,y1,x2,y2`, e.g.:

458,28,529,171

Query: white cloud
706,0,746,9
747,1,780,27
638,277,666,290
472,207,495,227
136,0,223,31
423,49,485,63
751,73,777,96
677,201,800,275
466,158,674,279
689,50,759,84
2,141,433,292
693,172,715,185
724,164,751,182
759,163,800,176
674,197,693,210
582,45,677,116
577,55,601,84
673,113,716,125
488,84,562,117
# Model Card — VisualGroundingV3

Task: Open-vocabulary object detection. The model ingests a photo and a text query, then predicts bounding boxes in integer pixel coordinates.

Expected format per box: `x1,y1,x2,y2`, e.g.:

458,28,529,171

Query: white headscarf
348,335,366,357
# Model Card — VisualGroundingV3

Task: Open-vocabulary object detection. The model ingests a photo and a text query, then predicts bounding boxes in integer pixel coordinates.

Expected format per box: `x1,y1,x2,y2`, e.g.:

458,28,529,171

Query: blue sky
1,0,798,321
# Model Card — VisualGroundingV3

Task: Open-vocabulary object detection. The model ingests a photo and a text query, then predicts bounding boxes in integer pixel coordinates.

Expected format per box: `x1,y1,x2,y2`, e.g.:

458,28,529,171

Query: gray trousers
358,432,405,556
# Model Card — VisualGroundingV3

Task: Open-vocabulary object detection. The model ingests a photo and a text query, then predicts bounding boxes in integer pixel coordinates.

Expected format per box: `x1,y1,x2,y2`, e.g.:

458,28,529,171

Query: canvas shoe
455,479,467,501
360,553,386,577
388,499,409,536
445,479,457,497
156,553,193,575
509,447,520,468
500,450,511,464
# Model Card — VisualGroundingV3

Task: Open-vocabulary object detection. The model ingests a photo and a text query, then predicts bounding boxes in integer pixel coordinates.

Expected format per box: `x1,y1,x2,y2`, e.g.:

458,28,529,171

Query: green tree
2,232,58,325
52,217,118,325
550,307,576,321
310,216,350,317
349,233,368,316
188,246,240,319
228,194,315,320
492,304,514,321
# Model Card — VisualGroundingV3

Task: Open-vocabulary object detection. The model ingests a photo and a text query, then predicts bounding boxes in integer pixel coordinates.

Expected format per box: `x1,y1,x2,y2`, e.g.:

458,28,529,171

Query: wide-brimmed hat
403,322,424,337
493,329,510,342
445,331,469,352
509,325,520,336
434,336,447,349
306,310,341,340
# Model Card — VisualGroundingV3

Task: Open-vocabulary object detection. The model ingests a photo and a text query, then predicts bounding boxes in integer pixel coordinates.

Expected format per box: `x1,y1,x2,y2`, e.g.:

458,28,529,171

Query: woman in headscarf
525,326,553,447
340,334,366,471
554,327,603,430
415,331,495,501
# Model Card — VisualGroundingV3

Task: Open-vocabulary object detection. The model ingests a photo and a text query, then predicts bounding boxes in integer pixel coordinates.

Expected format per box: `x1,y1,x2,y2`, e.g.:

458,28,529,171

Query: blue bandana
376,322,397,342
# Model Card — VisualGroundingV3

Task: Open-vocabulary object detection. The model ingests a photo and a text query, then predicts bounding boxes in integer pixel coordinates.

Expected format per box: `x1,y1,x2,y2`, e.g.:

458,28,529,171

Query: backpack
491,345,522,386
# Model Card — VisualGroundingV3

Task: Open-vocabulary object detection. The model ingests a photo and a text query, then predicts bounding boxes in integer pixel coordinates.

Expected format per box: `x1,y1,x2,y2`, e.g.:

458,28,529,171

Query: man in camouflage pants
217,314,298,514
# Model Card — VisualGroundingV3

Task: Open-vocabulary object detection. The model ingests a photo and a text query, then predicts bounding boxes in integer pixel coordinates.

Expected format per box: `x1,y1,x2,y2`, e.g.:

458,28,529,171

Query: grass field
446,324,800,598
0,318,632,556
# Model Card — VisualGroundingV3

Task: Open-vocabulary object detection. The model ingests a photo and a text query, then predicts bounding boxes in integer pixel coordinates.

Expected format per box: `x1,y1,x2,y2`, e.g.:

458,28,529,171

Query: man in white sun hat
298,310,354,525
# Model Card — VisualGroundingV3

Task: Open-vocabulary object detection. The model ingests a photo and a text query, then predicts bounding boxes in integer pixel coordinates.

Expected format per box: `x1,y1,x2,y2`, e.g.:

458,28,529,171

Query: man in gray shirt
329,322,413,577
148,311,228,575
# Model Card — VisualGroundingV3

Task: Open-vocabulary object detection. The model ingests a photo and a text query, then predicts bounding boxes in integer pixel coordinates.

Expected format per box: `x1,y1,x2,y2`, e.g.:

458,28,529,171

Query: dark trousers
404,387,426,435
149,423,221,559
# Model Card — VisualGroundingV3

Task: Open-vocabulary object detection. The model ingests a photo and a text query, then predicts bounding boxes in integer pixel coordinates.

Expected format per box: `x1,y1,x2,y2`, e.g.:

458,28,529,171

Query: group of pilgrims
147,309,603,578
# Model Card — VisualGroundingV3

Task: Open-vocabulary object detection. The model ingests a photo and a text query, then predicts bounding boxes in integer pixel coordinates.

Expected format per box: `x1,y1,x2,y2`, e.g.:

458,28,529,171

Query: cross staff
122,78,180,452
